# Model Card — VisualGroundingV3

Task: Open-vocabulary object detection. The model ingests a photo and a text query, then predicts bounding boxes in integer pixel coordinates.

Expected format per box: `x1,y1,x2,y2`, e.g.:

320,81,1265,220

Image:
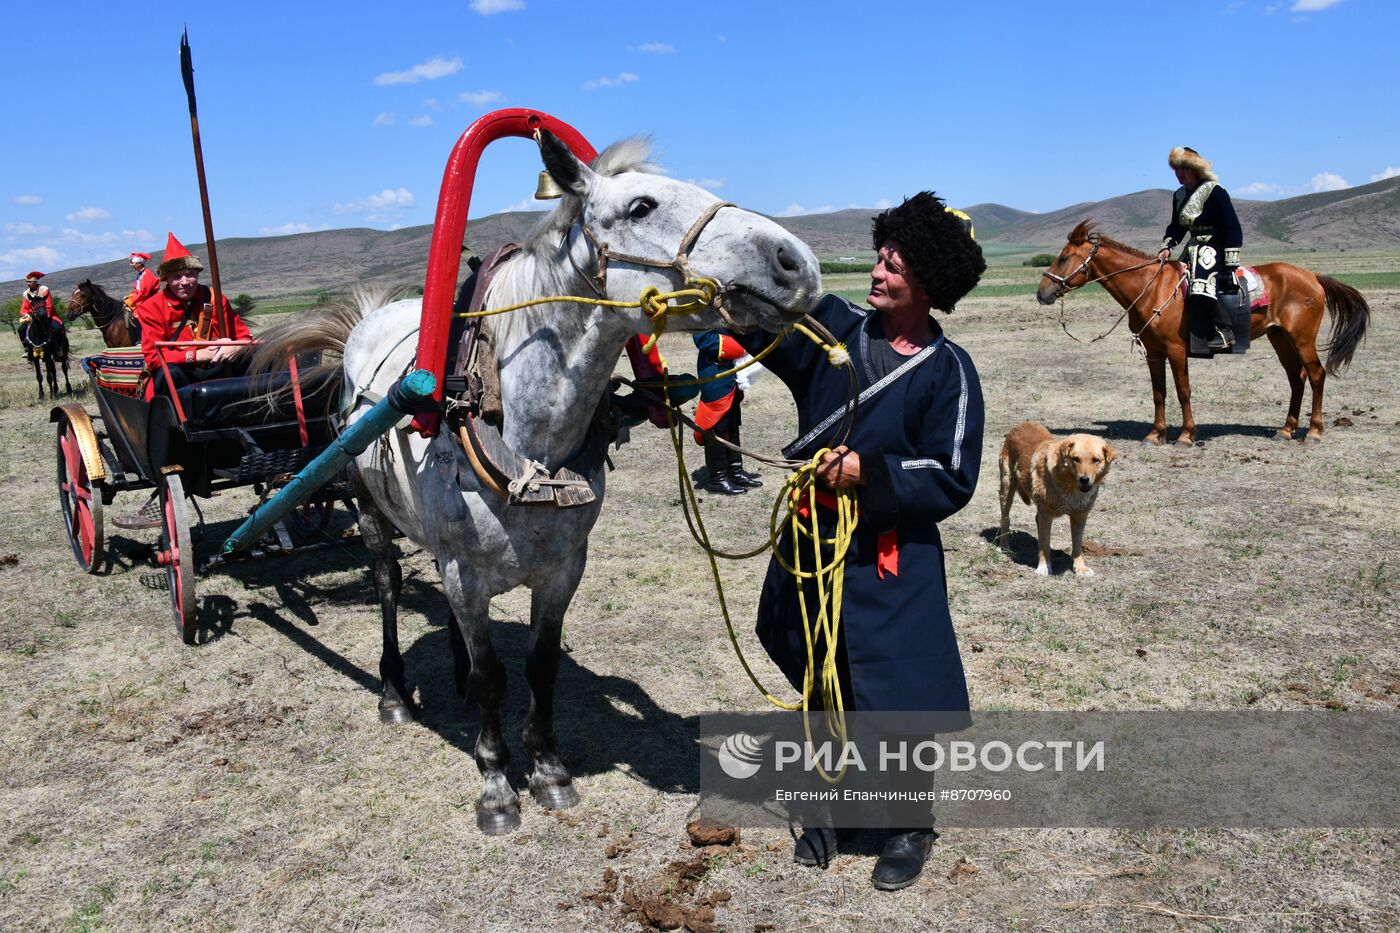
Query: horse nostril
775,244,800,274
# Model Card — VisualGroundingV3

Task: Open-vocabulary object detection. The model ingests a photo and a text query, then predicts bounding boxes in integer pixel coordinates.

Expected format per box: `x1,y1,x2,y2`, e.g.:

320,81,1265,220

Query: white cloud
780,203,835,217
500,196,549,213
257,223,330,236
583,72,639,90
1,245,62,270
1371,166,1400,182
409,115,434,127
423,98,442,111
66,206,111,223
373,112,396,127
1291,0,1344,10
875,198,893,210
4,223,53,235
1238,182,1285,196
12,194,42,205
335,188,416,222
470,0,524,13
634,42,673,54
683,177,726,190
1310,172,1350,192
460,90,505,107
374,56,463,86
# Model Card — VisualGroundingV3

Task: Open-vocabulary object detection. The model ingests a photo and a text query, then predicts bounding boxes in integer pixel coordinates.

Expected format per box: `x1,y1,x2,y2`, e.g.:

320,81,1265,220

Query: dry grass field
1,258,1396,931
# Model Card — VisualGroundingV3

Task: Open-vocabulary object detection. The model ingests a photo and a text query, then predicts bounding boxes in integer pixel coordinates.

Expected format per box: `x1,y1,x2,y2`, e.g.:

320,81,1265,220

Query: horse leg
1166,347,1197,446
61,360,73,396
32,360,44,400
441,562,519,834
46,359,59,398
1297,343,1328,444
1144,355,1169,445
1266,328,1305,440
352,480,415,725
522,550,587,810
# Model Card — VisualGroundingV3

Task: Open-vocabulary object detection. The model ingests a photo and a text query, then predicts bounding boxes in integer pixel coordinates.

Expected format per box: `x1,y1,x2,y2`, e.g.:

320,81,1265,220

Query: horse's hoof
1272,430,1294,442
1174,437,1195,448
378,701,415,726
476,807,522,835
1302,435,1322,446
530,780,580,810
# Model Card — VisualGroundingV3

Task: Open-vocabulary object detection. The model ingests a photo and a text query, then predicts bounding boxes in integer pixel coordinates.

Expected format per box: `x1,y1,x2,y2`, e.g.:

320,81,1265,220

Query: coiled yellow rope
460,278,859,781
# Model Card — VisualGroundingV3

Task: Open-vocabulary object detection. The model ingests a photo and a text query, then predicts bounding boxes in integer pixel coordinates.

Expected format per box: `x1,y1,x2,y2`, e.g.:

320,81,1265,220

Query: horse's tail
1317,275,1370,375
246,284,399,410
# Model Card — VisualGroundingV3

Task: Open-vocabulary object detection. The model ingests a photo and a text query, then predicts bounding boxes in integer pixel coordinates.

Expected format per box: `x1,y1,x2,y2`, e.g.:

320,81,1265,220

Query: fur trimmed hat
156,232,204,280
1168,146,1218,182
871,192,986,313
129,252,152,263
25,271,44,282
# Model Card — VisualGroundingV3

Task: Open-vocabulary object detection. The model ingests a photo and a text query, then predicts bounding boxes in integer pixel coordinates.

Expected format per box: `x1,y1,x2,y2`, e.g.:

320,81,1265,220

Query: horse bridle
1039,232,1102,299
566,198,744,328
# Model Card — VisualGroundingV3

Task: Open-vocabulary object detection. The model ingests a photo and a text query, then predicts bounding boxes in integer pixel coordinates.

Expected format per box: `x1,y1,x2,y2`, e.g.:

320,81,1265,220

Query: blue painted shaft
221,369,436,555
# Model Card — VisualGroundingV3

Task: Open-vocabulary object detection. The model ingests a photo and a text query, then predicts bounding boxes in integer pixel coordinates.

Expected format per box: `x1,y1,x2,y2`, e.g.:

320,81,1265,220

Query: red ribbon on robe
795,489,899,579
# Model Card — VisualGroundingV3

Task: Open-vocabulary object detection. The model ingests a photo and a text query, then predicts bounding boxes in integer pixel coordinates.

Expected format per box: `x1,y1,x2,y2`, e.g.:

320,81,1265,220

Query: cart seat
176,370,338,430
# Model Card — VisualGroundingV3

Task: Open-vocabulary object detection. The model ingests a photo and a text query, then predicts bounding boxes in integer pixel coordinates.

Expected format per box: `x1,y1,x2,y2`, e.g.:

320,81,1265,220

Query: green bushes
1022,253,1056,268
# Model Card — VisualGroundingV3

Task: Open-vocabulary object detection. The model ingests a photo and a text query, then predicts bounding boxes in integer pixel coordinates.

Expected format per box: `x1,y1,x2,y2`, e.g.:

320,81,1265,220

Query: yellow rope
460,274,859,781
661,327,858,784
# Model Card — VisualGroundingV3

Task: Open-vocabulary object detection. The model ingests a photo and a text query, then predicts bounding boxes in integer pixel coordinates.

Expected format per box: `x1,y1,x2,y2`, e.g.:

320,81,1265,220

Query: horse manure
0,554,17,566
948,856,978,883
685,818,739,848
1333,416,1354,427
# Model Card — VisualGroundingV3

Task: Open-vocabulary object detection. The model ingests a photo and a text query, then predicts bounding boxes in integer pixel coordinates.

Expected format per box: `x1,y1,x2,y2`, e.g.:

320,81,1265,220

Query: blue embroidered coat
735,295,983,712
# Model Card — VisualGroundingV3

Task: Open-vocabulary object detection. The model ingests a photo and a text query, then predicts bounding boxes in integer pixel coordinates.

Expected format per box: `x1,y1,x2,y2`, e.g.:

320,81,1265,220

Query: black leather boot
703,436,746,495
870,829,937,891
1206,296,1235,352
727,423,762,488
793,826,837,868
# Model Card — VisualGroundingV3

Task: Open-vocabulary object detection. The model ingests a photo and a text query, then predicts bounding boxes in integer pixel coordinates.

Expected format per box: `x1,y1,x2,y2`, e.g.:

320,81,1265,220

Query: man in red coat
20,272,60,323
134,232,252,399
125,252,160,308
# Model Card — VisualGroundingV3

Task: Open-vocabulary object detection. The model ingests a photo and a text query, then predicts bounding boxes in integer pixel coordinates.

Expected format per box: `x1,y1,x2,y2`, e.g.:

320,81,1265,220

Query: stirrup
114,493,163,530
1206,328,1234,352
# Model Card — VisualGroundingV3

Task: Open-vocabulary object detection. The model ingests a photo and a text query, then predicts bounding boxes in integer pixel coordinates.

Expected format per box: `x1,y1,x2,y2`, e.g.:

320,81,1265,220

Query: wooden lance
180,27,224,340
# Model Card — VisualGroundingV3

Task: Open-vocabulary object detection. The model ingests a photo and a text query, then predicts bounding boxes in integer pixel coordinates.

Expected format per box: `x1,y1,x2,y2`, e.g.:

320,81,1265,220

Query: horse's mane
1067,219,1154,260
490,136,660,351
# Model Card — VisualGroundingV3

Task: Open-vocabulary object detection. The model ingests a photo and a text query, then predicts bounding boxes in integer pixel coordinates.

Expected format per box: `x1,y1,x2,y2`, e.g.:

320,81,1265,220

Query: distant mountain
9,177,1398,300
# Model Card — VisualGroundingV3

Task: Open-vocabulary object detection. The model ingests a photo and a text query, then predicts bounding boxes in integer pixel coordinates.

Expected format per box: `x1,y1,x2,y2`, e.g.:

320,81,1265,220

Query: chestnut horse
1037,221,1369,445
67,280,141,348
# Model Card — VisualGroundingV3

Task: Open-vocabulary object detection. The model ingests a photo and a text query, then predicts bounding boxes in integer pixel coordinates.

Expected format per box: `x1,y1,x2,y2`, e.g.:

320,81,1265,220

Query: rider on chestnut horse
1156,146,1243,355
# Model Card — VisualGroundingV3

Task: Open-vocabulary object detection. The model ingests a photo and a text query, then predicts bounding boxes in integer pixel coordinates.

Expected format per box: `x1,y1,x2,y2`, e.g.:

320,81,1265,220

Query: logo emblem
718,732,764,780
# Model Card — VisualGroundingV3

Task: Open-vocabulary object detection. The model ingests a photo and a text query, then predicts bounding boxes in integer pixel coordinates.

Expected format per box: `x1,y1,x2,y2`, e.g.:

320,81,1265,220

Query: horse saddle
444,243,607,508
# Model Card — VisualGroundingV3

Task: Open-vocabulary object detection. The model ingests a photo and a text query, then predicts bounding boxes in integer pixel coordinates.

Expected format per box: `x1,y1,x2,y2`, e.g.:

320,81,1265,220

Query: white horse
261,131,820,833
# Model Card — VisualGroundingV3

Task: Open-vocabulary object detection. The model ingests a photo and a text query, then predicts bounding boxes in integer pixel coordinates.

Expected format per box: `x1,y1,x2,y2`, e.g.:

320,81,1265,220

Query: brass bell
533,169,565,201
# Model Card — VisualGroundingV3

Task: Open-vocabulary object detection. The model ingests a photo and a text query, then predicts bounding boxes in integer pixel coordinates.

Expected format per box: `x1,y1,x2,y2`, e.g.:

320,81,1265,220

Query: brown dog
997,422,1117,576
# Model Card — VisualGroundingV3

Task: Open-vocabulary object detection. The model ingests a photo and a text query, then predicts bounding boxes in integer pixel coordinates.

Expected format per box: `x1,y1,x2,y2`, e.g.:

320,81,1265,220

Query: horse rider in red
20,272,60,323
125,252,160,308
134,232,252,400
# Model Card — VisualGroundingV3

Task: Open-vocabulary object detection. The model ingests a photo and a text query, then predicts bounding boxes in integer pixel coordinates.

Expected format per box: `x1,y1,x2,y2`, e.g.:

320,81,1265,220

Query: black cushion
176,371,338,430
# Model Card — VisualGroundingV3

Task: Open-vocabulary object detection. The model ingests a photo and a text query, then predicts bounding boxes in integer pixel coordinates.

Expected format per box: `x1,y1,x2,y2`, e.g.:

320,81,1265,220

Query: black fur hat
871,192,985,312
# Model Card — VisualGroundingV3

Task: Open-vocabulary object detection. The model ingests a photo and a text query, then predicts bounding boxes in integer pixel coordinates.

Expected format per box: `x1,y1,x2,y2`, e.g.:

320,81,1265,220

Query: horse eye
628,197,657,220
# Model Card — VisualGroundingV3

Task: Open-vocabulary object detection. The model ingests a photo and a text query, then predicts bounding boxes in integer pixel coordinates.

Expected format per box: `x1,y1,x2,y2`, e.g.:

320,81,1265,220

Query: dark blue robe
735,295,983,712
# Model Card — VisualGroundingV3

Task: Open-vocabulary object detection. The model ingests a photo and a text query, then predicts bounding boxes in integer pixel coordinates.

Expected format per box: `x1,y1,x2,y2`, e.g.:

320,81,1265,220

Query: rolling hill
9,177,1398,301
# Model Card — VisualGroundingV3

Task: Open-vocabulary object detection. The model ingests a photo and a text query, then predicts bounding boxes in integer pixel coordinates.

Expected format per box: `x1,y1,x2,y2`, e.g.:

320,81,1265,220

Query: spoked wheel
156,472,198,644
55,415,104,573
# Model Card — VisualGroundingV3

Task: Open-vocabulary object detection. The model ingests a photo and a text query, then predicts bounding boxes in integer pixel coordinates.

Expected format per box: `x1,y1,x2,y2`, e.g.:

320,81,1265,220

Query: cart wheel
56,415,104,573
157,472,198,644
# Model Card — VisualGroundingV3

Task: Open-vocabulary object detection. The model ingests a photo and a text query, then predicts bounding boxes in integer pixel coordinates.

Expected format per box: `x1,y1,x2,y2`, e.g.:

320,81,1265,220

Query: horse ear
537,129,593,198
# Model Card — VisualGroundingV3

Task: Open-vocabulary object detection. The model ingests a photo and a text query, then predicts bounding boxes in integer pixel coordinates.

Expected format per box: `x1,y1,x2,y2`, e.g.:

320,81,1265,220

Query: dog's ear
1102,441,1118,464
1056,438,1075,466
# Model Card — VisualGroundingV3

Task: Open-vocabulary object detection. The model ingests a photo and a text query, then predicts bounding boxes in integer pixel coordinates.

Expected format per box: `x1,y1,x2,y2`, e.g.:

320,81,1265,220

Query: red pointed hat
129,252,152,263
156,232,204,279
25,271,45,281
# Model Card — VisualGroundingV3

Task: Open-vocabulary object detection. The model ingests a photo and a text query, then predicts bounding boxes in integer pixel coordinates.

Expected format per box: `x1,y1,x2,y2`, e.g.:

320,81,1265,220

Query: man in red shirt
20,272,60,323
125,252,160,308
134,232,252,399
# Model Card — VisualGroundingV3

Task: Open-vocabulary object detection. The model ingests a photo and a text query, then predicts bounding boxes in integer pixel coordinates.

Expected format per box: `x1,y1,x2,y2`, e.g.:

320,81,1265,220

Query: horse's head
68,280,93,320
534,130,820,333
1036,220,1101,305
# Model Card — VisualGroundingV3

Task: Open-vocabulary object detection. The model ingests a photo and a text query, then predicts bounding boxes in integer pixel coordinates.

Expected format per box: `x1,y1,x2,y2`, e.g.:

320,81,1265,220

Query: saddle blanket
1175,262,1269,310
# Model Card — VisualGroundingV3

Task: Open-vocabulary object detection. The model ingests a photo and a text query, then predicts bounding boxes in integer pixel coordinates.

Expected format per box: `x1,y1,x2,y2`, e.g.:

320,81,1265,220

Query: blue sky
3,0,1395,279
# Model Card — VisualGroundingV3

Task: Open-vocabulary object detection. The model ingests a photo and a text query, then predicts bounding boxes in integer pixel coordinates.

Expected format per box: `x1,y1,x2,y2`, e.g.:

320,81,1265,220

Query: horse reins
1041,233,1184,349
